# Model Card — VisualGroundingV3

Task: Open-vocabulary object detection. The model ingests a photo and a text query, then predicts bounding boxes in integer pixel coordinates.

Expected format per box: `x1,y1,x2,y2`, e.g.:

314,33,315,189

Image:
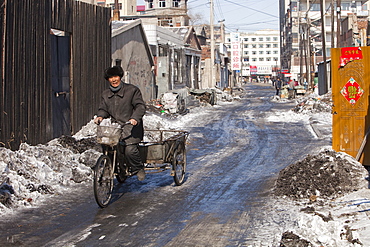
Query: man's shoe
137,169,146,181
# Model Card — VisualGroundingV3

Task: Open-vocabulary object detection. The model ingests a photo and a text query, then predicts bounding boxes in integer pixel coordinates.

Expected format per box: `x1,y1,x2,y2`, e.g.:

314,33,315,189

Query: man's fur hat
104,66,124,80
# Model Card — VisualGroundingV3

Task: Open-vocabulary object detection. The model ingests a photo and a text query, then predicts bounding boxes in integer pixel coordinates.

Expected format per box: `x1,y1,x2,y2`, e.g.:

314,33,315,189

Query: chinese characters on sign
340,77,364,105
339,47,363,67
230,32,241,71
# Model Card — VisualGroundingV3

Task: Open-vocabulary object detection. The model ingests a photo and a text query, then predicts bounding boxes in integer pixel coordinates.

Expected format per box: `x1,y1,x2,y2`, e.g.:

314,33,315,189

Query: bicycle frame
102,144,118,177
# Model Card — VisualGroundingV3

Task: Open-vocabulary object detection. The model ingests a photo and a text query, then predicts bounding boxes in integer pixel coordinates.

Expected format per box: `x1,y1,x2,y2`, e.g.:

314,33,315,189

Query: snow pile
273,149,370,247
292,91,333,114
274,149,368,199
0,142,101,214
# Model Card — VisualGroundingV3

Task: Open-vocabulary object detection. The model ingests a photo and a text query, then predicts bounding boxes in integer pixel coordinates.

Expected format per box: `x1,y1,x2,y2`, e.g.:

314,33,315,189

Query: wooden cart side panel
331,47,370,165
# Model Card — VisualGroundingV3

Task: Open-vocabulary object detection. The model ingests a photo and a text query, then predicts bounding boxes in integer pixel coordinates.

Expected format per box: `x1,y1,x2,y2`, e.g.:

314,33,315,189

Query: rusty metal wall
0,0,111,150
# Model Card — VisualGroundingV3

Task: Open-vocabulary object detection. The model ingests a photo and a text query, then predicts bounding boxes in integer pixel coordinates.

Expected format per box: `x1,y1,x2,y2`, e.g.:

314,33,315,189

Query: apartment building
225,30,280,81
280,0,370,83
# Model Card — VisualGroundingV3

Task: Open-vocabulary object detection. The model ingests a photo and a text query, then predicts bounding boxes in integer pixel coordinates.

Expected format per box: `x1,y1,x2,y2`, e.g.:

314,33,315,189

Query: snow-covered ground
0,88,369,246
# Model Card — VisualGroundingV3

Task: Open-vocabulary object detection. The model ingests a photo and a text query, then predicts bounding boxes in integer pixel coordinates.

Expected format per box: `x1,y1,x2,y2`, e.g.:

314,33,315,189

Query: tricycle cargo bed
139,130,189,163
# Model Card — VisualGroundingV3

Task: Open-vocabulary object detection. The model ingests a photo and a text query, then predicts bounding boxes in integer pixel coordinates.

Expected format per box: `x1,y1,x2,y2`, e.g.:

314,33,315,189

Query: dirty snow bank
272,149,370,247
269,91,370,247
0,142,100,215
274,149,368,200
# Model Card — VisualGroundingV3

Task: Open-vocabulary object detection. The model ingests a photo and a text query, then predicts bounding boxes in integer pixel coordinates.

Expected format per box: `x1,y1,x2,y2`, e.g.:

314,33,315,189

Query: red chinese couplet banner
339,47,363,67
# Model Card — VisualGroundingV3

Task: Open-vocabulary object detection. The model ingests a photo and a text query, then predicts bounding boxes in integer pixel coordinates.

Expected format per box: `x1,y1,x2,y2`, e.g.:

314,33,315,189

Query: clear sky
137,0,279,33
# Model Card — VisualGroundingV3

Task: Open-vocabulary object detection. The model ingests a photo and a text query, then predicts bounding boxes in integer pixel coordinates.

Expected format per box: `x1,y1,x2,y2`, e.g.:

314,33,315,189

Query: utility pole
113,0,120,21
210,0,215,88
331,0,335,48
337,0,341,47
320,0,327,91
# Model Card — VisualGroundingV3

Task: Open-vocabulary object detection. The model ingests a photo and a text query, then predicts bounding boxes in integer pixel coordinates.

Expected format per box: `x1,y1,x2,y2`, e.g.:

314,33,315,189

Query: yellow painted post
331,46,370,165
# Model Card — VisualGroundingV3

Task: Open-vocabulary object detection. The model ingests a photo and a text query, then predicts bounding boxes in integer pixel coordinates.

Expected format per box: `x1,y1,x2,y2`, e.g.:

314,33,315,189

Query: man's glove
121,124,133,140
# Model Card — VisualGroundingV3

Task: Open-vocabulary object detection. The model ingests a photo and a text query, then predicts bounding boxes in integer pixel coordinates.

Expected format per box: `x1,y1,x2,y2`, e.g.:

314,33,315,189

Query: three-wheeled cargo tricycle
93,124,189,208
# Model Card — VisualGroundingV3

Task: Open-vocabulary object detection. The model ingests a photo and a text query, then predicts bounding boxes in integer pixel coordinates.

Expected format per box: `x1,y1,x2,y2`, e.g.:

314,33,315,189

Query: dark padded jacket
97,83,146,144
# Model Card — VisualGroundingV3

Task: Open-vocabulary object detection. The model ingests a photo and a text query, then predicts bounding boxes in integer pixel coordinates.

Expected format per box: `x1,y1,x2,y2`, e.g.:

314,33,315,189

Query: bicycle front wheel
94,155,114,208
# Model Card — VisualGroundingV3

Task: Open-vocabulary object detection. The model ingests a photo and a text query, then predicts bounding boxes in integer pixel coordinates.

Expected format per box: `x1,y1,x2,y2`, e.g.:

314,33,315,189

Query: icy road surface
1,83,331,246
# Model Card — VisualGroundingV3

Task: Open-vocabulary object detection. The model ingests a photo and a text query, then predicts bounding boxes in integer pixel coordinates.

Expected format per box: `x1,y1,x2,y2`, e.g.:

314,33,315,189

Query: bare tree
188,11,206,25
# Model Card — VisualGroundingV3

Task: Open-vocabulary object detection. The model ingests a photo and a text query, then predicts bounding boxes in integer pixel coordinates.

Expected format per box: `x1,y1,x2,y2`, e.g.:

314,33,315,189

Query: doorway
50,30,71,138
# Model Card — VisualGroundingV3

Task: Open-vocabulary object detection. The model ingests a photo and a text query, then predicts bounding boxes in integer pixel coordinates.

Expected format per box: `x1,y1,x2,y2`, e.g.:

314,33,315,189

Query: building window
252,38,256,41
266,51,271,54
227,38,231,42
252,44,256,48
310,3,320,11
244,57,249,62
266,57,271,61
259,37,263,41
159,0,166,7
148,0,153,8
158,18,173,26
252,58,257,62
273,50,278,54
259,51,264,54
266,37,271,41
244,51,249,55
244,38,248,41
298,3,307,11
291,1,298,11
173,0,181,7
159,46,168,57
110,3,122,9
259,44,263,48
273,57,278,61
244,44,248,48
341,3,350,10
252,51,256,55
273,37,278,41
174,51,180,83
266,44,271,48
259,57,264,61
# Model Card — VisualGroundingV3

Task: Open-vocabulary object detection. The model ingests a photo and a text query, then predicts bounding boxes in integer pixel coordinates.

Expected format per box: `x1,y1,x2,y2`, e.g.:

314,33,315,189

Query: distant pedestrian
275,78,282,96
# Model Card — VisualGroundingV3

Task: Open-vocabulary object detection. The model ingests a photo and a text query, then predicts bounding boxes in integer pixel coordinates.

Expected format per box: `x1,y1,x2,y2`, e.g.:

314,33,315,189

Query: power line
224,0,278,18
187,2,209,10
228,20,278,27
188,0,278,32
215,0,225,21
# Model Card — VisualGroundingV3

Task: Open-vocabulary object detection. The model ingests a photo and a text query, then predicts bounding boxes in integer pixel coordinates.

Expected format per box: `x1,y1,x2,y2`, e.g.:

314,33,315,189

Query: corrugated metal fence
0,0,111,150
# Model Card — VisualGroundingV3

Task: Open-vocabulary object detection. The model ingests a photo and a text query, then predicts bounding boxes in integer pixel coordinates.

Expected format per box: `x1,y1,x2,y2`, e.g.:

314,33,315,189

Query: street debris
292,91,333,114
